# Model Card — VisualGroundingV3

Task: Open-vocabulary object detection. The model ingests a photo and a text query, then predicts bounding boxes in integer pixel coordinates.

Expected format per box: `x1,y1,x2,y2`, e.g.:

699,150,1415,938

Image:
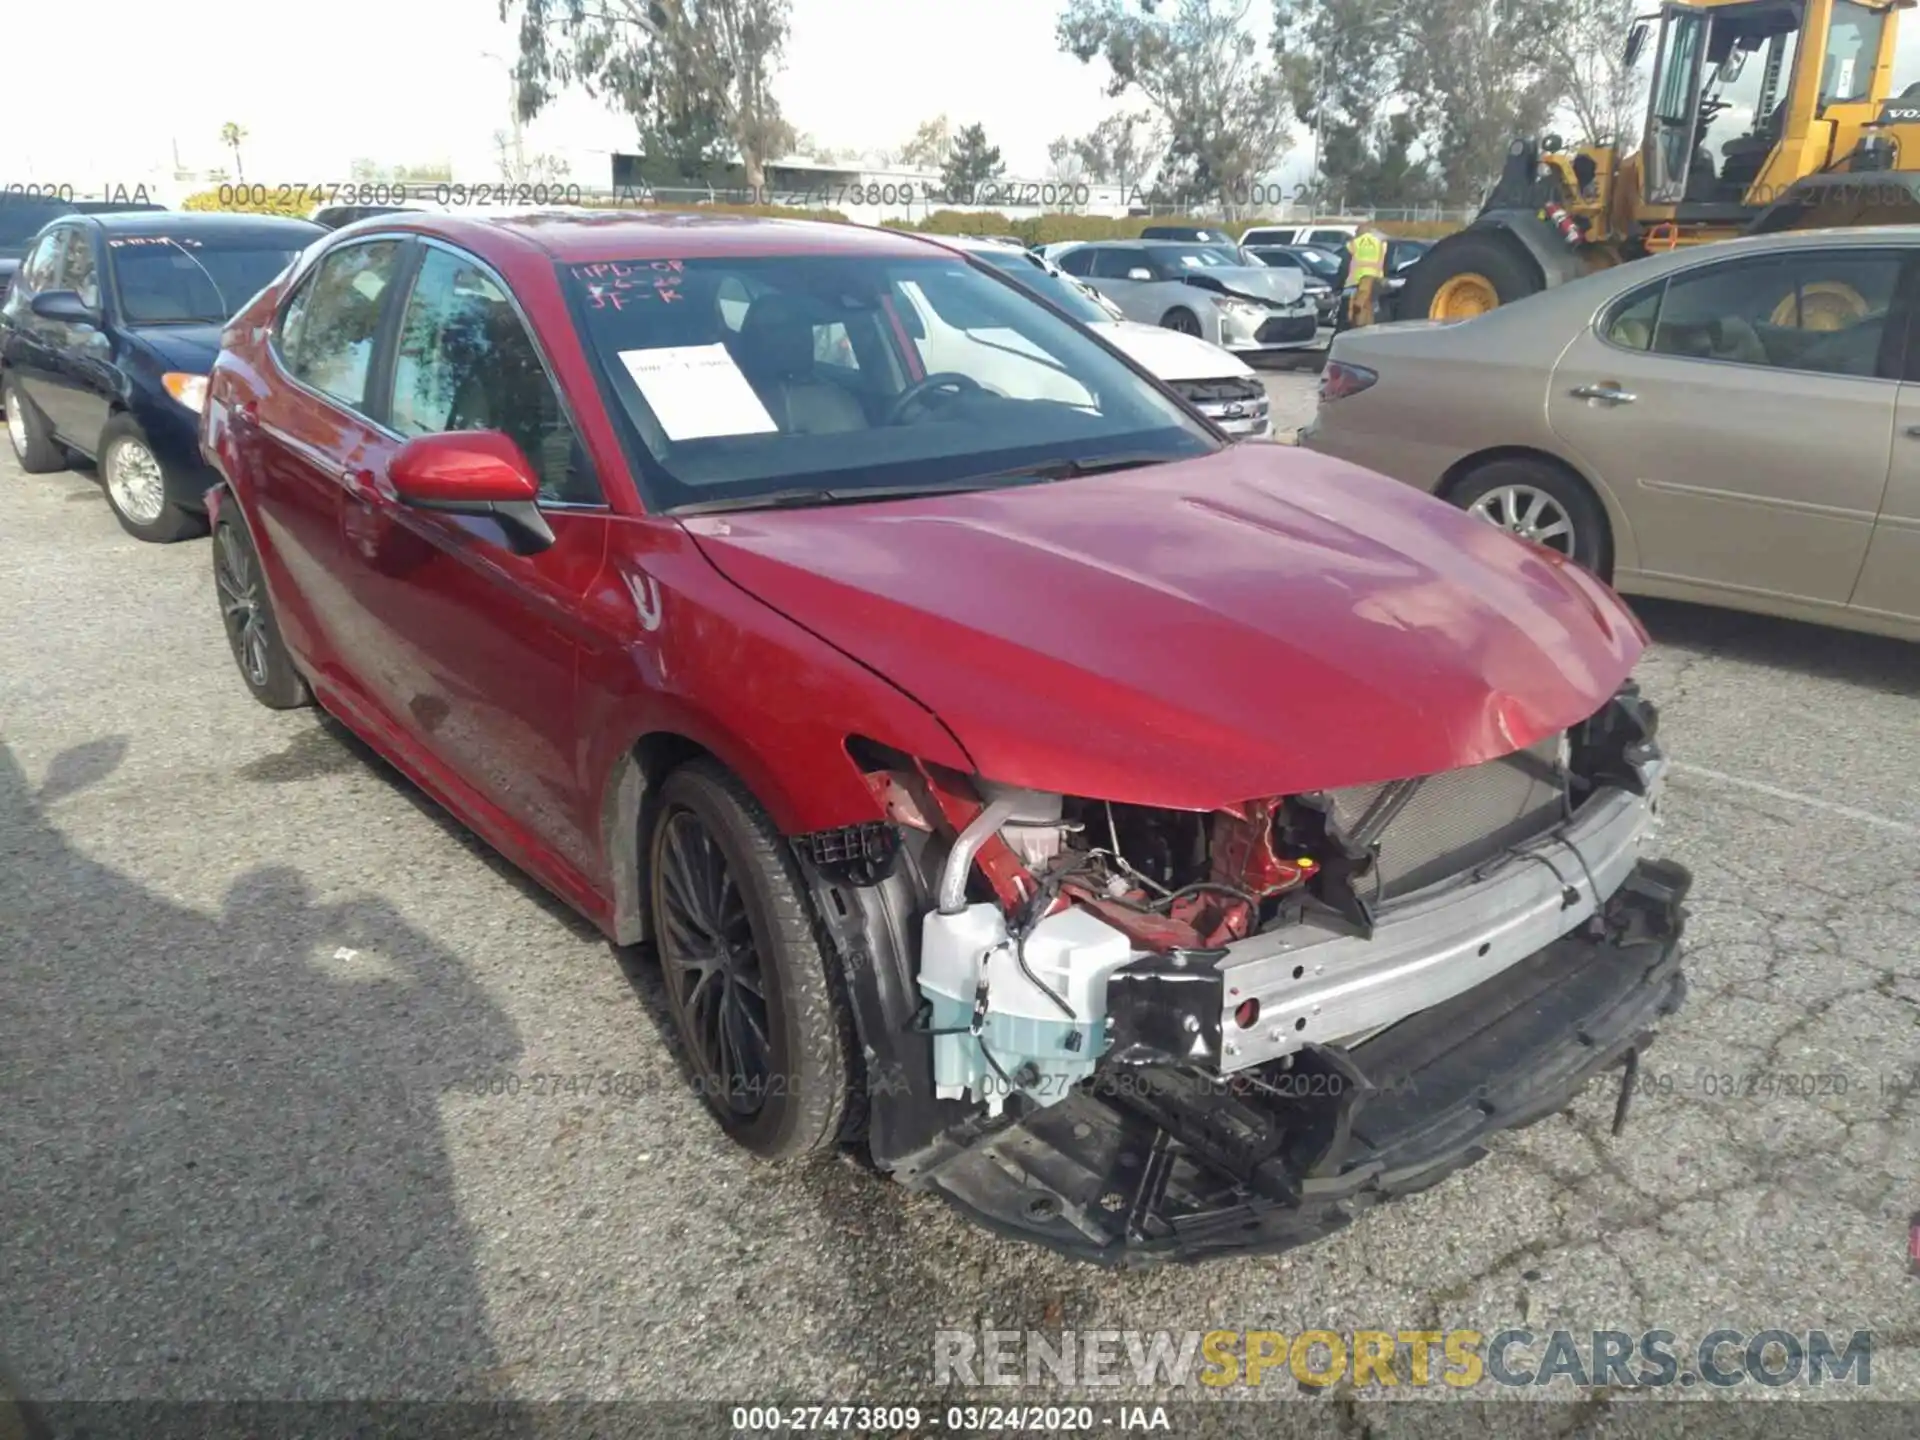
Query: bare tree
900,115,954,171
1540,0,1644,148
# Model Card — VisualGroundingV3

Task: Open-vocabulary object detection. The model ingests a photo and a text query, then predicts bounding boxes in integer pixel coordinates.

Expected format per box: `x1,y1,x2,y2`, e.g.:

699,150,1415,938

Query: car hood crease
681,445,1643,809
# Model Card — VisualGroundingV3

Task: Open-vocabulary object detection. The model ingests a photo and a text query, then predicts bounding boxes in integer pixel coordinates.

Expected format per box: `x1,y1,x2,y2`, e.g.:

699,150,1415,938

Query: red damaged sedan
200,212,1688,1264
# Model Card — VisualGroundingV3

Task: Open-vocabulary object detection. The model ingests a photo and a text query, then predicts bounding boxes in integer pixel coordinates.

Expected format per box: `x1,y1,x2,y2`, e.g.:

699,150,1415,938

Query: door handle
1571,384,1638,404
231,400,258,427
338,466,377,499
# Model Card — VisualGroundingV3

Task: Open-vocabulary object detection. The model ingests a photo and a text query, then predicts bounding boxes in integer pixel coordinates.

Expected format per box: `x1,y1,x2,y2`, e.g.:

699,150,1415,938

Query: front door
247,236,413,687
1643,5,1712,204
1548,245,1908,605
335,241,611,878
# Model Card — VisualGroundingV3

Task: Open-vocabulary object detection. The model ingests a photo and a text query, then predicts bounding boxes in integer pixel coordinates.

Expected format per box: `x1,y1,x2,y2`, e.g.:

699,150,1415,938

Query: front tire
99,415,205,543
4,376,66,474
1160,307,1202,336
1449,458,1612,577
212,512,311,709
650,760,853,1161
1400,229,1545,322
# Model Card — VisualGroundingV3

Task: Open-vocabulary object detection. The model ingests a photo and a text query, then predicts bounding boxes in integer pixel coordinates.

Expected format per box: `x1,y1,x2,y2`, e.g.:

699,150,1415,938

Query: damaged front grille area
1324,734,1569,901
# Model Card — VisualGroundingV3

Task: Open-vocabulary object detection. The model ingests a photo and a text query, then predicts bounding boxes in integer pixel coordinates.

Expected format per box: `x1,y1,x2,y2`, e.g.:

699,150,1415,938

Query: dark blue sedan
1,211,323,541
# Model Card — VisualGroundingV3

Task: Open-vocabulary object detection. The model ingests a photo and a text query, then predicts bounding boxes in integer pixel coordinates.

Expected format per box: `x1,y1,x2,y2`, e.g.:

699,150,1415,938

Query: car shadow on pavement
0,738,527,1403
1635,597,1920,700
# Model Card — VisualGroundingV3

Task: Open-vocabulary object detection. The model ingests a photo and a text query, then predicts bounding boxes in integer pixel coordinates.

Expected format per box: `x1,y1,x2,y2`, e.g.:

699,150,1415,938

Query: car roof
79,211,326,242
364,209,941,264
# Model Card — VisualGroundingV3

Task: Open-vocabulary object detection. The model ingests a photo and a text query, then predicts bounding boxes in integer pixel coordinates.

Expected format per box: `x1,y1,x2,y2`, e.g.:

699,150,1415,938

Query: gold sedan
1301,227,1920,643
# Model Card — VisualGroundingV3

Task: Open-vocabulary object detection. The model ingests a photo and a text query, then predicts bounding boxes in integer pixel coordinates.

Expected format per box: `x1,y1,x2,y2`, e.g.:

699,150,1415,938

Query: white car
1239,222,1361,250
931,237,1272,438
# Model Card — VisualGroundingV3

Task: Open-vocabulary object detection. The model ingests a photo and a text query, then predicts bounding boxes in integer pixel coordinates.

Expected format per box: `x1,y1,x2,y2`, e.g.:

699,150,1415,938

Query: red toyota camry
200,211,1688,1264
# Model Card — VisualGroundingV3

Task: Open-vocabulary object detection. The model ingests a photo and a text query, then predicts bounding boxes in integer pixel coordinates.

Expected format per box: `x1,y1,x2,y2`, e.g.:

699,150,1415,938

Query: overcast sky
12,1,1920,191
8,0,1124,187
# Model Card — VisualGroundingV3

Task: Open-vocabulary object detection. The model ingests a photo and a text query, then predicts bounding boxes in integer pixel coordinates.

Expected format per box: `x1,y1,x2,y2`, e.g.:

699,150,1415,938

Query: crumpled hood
682,445,1644,810
1182,265,1305,306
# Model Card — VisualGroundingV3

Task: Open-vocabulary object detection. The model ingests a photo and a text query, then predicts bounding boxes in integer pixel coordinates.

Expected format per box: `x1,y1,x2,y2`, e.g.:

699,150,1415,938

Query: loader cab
1641,0,1902,214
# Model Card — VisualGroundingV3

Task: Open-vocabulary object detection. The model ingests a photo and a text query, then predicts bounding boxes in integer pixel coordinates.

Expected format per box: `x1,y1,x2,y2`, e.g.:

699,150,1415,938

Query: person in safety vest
1347,223,1389,328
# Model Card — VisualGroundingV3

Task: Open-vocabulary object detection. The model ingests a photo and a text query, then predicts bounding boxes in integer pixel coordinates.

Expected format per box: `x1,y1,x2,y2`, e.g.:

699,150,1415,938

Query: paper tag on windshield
617,344,777,442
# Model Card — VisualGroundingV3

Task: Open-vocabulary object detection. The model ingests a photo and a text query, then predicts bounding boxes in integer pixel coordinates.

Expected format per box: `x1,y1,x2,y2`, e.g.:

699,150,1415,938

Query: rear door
249,236,413,684
1548,245,1907,605
338,240,610,876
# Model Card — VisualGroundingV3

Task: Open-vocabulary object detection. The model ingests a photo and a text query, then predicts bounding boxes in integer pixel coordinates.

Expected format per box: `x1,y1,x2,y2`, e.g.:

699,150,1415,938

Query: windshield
566,253,1215,512
1155,245,1241,270
109,237,303,324
1290,248,1342,278
1823,0,1885,105
972,248,1114,325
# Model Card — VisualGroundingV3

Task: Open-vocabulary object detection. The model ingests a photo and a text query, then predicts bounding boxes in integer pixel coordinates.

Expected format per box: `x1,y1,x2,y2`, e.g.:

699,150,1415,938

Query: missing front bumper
911,859,1689,1265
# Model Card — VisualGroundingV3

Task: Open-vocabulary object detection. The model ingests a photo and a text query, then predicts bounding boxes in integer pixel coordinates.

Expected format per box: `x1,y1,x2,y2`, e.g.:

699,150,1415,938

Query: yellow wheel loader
1396,0,1920,324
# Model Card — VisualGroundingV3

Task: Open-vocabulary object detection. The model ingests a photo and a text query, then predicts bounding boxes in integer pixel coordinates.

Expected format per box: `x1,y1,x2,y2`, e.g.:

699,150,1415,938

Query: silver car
1301,227,1920,643
1055,240,1320,354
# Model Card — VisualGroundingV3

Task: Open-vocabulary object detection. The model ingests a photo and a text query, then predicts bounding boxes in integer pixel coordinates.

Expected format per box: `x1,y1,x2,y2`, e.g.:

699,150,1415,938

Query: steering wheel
885,371,986,425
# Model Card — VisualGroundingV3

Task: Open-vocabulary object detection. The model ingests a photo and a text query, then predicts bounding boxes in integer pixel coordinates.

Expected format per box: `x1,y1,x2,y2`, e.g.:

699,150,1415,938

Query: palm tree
219,123,248,184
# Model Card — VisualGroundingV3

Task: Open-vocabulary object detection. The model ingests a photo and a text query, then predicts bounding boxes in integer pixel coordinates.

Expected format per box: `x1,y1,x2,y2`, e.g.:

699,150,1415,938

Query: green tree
941,123,1005,201
500,0,793,189
1058,0,1292,215
219,122,248,184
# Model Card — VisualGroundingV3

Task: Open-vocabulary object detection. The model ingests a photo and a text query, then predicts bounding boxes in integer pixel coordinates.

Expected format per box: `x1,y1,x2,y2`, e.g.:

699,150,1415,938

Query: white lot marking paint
1671,762,1920,838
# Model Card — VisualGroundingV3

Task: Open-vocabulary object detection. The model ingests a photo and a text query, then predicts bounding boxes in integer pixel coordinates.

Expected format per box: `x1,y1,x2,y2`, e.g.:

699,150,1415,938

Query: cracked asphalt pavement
3,382,1917,1422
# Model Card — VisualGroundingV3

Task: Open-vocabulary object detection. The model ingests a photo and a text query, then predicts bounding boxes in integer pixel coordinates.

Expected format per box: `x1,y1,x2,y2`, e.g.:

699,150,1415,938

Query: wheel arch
1437,444,1632,579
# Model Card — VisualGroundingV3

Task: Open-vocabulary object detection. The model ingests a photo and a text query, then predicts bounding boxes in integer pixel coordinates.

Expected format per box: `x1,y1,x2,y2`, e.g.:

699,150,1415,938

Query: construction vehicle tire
1401,228,1545,322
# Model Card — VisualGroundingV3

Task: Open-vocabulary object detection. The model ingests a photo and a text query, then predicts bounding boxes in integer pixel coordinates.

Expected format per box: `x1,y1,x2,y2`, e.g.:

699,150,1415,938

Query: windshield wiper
670,454,1174,517
966,452,1173,485
669,477,1005,516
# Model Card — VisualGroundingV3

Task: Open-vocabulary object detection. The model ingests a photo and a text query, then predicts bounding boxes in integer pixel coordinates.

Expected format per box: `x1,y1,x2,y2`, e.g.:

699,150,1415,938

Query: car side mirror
31,290,99,326
389,431,555,555
1125,267,1154,281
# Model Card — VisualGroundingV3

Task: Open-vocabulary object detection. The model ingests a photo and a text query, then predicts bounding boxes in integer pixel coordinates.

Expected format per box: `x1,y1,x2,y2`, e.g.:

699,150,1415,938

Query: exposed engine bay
797,685,1690,1263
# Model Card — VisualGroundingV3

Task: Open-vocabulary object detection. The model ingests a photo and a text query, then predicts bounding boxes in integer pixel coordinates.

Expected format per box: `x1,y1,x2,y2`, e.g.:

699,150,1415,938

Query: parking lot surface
3,425,1917,1411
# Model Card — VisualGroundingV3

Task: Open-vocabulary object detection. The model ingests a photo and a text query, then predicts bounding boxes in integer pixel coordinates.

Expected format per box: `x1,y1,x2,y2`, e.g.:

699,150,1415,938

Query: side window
389,246,599,505
58,230,100,310
19,231,63,293
1310,229,1352,246
1056,248,1093,277
1650,251,1903,378
1091,248,1145,279
1603,283,1664,352
277,240,404,412
813,320,858,370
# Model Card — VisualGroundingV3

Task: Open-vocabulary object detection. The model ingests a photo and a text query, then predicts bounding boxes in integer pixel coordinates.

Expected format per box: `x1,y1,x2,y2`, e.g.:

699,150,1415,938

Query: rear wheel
213,513,311,709
650,760,854,1161
1401,229,1545,322
99,415,205,543
4,376,66,474
1449,458,1611,576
